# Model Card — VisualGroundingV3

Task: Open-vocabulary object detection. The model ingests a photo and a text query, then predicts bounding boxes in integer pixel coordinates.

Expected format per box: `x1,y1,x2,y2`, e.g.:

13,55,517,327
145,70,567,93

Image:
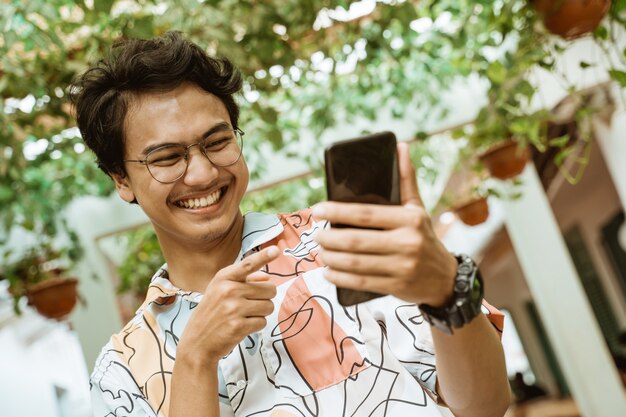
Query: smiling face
113,83,249,252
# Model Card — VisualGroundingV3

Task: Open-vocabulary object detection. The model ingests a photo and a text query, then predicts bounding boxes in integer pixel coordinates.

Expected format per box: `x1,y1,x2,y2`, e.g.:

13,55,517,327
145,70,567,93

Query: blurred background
1,1,626,416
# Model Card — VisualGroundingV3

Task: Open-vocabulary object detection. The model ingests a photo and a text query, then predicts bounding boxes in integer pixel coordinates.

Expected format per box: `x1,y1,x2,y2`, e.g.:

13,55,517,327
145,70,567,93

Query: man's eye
148,151,183,166
204,137,232,151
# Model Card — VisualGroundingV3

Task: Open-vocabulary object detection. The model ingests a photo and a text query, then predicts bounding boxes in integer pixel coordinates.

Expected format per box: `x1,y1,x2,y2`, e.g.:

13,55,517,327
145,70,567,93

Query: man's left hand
313,142,458,307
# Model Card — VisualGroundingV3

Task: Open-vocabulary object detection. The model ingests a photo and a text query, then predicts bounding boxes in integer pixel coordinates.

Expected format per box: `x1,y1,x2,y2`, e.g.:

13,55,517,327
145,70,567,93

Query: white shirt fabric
90,209,503,417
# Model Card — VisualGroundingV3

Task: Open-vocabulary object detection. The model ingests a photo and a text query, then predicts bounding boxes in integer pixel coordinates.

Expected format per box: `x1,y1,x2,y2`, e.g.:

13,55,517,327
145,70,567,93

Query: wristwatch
419,253,484,335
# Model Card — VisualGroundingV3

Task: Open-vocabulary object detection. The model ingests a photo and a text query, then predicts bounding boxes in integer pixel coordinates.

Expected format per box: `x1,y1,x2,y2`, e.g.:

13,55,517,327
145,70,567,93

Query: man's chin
195,211,243,245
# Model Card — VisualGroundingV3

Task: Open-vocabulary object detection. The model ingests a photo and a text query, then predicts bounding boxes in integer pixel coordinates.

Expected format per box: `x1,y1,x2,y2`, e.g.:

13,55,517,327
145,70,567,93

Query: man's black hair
71,31,243,178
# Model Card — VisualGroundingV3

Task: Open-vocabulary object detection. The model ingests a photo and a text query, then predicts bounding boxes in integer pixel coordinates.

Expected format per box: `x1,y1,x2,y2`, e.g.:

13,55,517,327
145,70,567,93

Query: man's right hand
176,245,279,365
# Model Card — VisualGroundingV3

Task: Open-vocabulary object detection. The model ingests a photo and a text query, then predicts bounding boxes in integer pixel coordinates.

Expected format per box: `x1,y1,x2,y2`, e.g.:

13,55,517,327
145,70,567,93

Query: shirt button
236,380,247,389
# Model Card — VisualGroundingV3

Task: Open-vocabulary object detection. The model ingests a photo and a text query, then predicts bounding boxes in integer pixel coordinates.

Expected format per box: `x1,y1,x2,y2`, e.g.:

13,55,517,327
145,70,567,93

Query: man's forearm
170,351,220,417
432,314,511,417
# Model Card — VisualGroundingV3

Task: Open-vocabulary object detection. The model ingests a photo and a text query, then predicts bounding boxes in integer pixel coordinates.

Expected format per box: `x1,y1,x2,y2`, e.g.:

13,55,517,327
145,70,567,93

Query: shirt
90,209,504,417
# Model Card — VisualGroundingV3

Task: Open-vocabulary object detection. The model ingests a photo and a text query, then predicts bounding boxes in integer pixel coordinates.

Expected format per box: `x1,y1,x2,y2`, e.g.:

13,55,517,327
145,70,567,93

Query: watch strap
419,254,484,335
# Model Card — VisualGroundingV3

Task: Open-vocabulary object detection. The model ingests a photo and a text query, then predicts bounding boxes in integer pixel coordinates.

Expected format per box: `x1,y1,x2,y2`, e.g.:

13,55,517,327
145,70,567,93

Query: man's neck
159,213,245,293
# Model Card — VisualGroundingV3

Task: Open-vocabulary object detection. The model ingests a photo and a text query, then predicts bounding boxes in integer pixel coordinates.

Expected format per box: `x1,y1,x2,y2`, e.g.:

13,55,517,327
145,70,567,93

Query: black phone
324,131,401,306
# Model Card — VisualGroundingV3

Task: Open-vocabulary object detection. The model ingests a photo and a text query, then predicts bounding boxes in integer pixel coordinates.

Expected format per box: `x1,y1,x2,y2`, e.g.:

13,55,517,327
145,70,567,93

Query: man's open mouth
175,186,226,209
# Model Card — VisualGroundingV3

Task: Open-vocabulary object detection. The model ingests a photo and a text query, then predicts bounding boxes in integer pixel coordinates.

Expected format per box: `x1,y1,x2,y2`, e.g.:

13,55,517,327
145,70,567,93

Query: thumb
397,142,424,208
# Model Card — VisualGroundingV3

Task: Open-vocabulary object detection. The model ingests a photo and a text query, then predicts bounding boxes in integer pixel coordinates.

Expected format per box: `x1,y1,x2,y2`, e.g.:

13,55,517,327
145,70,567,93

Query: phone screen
325,131,400,207
323,131,400,306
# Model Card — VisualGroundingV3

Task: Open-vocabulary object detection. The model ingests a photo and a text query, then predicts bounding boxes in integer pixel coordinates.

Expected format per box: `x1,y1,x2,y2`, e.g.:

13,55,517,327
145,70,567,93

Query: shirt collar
239,212,284,256
139,212,284,310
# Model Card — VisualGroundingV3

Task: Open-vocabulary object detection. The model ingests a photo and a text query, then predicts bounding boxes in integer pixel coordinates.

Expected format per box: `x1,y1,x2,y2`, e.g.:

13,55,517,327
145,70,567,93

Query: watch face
419,254,484,334
454,277,470,292
458,262,473,275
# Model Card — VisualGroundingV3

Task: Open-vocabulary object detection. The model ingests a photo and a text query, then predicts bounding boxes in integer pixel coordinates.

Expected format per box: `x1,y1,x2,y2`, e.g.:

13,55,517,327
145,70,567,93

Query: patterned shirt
90,209,504,417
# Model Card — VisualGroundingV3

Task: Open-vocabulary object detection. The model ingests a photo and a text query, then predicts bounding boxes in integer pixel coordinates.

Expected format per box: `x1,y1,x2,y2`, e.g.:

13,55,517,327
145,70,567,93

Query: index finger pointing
397,142,424,208
223,245,280,282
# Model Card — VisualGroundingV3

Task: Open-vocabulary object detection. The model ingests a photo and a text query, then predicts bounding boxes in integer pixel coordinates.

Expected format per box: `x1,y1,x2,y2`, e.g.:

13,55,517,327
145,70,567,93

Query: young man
73,32,510,417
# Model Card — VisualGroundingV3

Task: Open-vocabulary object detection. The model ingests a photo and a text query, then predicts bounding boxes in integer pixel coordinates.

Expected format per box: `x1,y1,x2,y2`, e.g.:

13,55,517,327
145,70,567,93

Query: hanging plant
478,139,531,180
456,99,552,182
453,197,490,226
0,244,80,318
25,276,79,320
531,0,611,39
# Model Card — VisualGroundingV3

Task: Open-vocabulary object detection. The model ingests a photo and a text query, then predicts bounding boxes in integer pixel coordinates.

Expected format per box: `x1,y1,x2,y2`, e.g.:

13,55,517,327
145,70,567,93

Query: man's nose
183,145,218,185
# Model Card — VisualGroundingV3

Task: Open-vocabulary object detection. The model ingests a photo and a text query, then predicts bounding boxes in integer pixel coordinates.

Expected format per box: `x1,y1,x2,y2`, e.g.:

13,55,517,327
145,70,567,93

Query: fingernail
267,246,279,257
322,267,332,281
312,203,326,217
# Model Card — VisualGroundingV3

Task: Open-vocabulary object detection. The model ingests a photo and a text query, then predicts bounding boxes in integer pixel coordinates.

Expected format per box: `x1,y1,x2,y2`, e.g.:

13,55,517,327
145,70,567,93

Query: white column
501,164,626,417
65,194,148,368
595,106,626,211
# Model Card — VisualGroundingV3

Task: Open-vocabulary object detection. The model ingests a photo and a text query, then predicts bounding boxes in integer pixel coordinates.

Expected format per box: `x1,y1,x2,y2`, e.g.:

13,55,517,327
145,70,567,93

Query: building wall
479,134,626,396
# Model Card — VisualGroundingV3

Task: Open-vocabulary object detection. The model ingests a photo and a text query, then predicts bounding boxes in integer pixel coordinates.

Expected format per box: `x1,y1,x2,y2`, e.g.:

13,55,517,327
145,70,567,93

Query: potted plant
465,105,542,180
452,196,491,226
531,1,626,95
448,4,557,181
0,244,80,319
531,0,611,39
478,140,531,180
456,97,551,181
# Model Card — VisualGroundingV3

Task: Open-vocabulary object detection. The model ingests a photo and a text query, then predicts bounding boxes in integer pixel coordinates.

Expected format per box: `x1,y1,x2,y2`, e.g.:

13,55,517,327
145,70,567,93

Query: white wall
65,194,147,368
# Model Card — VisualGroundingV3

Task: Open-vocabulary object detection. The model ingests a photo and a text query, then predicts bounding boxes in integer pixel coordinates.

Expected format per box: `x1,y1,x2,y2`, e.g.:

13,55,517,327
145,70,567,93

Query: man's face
113,83,249,250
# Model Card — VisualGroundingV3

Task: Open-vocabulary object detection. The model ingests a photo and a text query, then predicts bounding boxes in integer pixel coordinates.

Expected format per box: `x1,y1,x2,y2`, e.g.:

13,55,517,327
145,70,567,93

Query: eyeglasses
123,128,244,184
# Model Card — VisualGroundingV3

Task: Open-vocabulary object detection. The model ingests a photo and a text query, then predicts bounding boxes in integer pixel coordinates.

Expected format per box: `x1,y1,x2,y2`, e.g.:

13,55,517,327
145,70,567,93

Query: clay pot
26,278,79,320
479,139,530,180
532,0,611,39
453,197,490,226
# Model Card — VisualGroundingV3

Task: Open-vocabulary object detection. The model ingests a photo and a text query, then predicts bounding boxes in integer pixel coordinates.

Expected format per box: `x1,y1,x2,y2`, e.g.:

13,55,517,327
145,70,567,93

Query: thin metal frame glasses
123,128,244,184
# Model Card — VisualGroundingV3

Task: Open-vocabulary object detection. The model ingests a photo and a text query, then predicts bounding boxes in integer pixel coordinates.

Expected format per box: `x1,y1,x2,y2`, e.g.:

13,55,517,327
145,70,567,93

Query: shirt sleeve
90,345,237,417
362,296,505,401
363,296,438,396
90,347,158,417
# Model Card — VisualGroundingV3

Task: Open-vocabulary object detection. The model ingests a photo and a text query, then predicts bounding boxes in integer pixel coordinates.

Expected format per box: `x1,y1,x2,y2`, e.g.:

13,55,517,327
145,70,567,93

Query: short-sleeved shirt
90,209,504,417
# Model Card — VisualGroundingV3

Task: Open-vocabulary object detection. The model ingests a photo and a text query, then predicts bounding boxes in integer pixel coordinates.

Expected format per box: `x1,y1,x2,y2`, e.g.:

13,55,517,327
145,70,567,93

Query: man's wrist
425,252,460,308
419,254,484,335
176,342,221,372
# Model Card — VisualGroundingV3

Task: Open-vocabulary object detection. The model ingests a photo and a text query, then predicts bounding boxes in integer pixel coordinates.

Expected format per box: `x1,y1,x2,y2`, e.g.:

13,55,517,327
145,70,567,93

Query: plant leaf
609,70,626,87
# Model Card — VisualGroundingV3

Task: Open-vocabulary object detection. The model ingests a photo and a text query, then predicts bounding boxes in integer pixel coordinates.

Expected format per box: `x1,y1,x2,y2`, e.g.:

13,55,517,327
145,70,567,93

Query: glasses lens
146,146,187,183
203,130,243,167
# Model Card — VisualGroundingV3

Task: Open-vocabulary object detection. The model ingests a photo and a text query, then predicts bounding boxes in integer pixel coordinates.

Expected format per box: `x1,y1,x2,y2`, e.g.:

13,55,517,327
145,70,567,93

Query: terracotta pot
478,139,530,180
453,197,490,226
26,278,79,320
532,0,611,39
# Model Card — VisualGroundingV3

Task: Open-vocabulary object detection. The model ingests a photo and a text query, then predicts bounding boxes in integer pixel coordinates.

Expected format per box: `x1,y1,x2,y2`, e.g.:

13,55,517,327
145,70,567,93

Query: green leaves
94,0,115,14
123,15,155,39
487,61,507,84
0,0,623,283
549,134,570,148
609,69,626,88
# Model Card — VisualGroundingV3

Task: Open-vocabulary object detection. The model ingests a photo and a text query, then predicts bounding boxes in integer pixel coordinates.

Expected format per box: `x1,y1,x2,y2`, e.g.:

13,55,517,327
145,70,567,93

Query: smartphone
324,131,401,306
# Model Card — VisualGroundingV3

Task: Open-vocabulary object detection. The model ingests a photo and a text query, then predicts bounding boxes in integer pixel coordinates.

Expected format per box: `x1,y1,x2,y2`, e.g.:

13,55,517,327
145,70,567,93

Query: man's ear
111,173,136,204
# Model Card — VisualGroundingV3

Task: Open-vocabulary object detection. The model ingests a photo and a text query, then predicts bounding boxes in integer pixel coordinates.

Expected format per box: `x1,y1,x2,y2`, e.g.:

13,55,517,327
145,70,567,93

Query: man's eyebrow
140,122,233,156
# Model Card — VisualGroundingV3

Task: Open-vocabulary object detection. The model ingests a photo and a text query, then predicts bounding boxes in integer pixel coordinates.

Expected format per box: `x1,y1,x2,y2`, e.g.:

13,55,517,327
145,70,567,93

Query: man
73,32,510,417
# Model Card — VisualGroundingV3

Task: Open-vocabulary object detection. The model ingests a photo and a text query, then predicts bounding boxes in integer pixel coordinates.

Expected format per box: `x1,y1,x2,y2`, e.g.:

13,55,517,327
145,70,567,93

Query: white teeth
178,189,222,209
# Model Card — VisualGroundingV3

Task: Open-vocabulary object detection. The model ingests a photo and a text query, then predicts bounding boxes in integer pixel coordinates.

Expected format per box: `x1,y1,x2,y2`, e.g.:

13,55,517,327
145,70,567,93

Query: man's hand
314,143,511,416
171,247,279,417
177,246,279,365
313,142,458,307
